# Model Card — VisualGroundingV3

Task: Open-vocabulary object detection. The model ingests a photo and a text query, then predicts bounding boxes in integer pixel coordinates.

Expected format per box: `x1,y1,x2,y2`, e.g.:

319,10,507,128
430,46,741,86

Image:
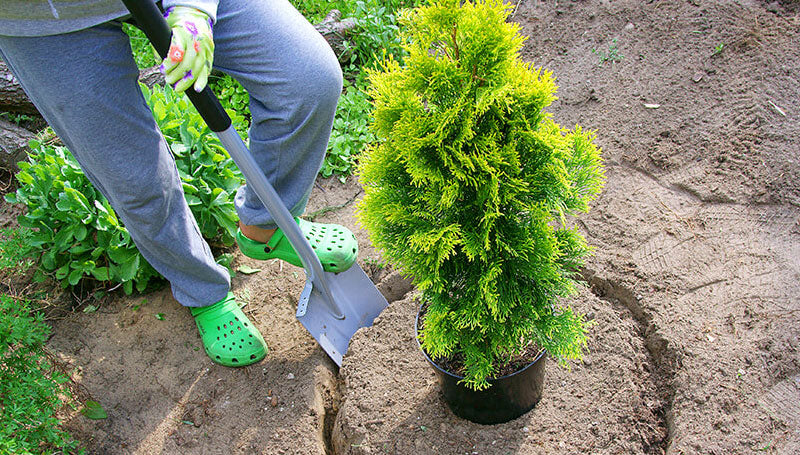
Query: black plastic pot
416,310,546,425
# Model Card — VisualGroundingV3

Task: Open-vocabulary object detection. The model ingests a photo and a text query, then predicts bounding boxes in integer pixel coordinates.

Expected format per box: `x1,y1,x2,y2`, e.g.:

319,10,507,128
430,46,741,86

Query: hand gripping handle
122,0,230,132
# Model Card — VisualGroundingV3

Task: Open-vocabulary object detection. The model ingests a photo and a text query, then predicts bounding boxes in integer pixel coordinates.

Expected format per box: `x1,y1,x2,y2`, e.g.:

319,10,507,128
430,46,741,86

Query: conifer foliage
358,0,605,390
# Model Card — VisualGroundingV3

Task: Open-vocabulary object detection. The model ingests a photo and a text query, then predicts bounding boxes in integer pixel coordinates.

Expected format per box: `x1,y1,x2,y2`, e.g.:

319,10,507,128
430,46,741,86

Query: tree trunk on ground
0,10,357,115
315,10,357,62
138,65,165,88
0,61,38,116
0,117,35,172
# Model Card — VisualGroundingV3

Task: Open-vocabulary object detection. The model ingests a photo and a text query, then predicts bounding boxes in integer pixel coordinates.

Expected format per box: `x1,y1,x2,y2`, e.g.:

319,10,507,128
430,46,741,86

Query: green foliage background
0,2,420,451
321,76,376,181
358,0,605,389
6,0,421,293
5,84,246,293
5,142,160,294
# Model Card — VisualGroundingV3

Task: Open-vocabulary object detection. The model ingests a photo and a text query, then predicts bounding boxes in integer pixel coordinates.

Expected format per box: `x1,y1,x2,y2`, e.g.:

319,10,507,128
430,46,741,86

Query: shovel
122,0,388,366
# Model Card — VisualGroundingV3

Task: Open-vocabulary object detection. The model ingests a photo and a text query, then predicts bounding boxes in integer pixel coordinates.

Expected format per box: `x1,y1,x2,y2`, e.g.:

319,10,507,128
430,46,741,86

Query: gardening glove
161,6,214,93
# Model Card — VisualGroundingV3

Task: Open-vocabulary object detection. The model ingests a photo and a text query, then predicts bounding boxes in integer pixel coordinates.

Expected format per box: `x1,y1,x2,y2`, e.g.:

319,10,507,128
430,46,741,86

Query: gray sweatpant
0,0,342,307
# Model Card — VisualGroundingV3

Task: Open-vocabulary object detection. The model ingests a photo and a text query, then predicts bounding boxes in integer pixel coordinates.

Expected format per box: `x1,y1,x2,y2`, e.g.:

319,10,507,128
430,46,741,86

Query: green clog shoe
191,292,267,367
236,218,358,273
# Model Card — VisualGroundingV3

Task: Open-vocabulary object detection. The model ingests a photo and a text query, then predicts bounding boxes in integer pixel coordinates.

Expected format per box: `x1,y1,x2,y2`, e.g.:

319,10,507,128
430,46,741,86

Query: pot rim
414,304,547,383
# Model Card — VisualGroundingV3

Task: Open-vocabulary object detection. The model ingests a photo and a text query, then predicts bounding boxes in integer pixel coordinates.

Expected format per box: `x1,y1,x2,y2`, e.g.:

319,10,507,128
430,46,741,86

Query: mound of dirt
334,288,669,454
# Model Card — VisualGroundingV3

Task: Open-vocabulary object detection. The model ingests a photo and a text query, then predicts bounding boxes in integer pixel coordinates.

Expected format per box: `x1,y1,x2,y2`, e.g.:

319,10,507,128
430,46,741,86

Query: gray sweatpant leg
0,0,342,307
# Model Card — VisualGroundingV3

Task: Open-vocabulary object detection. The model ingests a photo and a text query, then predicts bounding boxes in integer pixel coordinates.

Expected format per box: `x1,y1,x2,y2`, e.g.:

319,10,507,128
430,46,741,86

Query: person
0,0,358,367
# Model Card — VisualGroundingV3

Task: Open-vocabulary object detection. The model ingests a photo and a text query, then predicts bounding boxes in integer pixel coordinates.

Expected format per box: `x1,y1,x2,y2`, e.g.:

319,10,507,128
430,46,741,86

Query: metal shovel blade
216,127,388,366
296,265,388,366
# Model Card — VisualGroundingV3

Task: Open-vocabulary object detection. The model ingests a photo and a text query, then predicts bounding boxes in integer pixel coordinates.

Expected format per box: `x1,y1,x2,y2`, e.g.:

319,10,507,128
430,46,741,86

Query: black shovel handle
122,0,231,132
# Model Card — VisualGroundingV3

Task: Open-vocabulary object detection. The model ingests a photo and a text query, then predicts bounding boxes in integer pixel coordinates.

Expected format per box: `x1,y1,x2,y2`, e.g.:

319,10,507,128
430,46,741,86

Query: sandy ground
335,1,800,454
3,0,797,454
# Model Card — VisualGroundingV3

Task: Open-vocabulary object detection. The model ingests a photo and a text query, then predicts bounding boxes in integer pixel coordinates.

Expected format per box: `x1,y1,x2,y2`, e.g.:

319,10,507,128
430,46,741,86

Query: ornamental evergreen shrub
357,0,605,390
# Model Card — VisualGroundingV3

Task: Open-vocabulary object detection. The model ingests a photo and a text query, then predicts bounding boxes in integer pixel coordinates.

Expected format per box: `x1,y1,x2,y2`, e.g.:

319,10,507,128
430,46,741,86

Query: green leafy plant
7,84,246,293
0,111,41,129
358,0,605,389
593,38,623,65
322,77,376,181
341,0,423,71
0,294,80,454
343,0,402,68
141,84,246,245
5,140,161,294
291,0,352,23
208,74,250,122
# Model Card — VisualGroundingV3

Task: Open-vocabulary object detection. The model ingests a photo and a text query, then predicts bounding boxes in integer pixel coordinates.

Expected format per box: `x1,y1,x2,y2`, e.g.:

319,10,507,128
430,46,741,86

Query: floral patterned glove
161,6,214,93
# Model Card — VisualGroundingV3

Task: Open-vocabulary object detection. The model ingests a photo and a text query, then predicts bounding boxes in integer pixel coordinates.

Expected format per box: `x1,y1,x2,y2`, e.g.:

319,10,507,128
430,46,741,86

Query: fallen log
0,10,357,114
0,61,167,113
315,10,357,61
0,117,35,172
138,64,165,88
0,61,38,116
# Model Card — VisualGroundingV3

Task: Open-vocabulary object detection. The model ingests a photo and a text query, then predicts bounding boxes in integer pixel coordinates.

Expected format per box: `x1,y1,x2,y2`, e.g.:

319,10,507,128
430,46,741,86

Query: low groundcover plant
358,0,605,390
0,295,79,453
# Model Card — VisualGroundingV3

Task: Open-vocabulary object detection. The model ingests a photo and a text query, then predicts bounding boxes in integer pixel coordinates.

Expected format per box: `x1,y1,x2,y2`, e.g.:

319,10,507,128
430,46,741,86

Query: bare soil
2,0,798,454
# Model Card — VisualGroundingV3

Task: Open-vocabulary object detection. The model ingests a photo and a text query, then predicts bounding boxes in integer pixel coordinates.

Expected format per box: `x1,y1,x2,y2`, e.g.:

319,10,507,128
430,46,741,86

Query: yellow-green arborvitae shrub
358,0,605,390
